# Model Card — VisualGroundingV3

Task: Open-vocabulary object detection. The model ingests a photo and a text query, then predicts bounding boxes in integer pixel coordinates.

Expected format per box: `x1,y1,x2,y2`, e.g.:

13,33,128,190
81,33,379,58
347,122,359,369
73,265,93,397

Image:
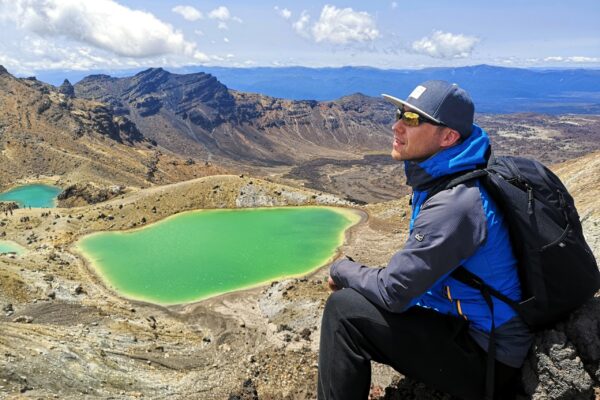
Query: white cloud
293,11,311,38
411,31,479,59
0,0,218,73
3,0,203,59
172,5,203,21
223,37,229,43
299,5,380,45
274,6,292,19
207,6,241,29
391,2,398,9
0,36,140,74
312,5,379,44
544,56,600,63
208,6,230,21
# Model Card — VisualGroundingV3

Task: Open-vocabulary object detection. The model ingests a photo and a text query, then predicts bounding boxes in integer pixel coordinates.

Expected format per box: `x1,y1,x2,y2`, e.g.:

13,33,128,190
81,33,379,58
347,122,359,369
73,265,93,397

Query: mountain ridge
73,67,393,166
6,64,600,114
0,65,225,190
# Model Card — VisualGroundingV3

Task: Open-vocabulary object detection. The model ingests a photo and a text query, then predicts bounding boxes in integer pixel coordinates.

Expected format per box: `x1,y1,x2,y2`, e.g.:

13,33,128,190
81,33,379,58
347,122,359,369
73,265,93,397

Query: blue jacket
330,125,521,333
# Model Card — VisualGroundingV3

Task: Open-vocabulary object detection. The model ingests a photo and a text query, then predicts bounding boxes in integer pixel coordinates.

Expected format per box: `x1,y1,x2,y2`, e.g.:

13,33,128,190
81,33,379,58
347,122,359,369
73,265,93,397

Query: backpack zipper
456,300,468,320
525,183,534,215
445,285,453,301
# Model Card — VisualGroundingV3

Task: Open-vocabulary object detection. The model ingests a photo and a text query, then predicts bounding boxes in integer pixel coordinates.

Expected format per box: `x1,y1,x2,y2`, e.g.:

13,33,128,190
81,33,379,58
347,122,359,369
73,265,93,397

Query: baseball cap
382,80,475,138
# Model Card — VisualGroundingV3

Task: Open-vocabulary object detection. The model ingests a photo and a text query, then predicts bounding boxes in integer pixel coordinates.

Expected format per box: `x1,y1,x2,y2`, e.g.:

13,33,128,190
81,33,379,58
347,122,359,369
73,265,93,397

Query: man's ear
439,127,462,148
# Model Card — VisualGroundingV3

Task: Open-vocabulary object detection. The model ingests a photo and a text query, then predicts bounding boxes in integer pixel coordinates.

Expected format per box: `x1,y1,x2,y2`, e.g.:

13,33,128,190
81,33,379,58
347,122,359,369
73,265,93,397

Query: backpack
429,153,600,399
431,153,599,330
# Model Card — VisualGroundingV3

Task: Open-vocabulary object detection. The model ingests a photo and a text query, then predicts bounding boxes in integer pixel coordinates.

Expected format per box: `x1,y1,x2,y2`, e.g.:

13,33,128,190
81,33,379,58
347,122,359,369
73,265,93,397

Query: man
318,80,533,400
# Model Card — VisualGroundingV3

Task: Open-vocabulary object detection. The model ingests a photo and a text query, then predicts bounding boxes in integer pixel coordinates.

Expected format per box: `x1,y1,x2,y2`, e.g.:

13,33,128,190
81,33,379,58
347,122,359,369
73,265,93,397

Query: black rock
58,79,75,98
228,378,258,400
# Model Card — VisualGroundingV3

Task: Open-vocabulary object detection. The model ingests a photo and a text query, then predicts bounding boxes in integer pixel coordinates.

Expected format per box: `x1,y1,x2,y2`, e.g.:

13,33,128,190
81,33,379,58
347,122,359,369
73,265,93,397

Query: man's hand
327,276,340,292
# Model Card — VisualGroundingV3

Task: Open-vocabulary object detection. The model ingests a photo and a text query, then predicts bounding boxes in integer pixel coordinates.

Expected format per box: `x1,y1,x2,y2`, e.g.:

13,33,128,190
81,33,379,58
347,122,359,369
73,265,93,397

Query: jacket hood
405,124,490,190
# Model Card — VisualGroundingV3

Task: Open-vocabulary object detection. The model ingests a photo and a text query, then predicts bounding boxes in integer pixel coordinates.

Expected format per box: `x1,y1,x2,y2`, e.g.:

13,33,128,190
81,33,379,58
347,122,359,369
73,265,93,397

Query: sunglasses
395,108,444,127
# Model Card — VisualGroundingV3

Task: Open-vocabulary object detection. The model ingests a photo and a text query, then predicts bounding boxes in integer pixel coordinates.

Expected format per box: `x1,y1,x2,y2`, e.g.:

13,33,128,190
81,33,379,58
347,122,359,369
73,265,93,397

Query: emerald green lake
0,184,62,208
0,240,26,254
77,207,360,305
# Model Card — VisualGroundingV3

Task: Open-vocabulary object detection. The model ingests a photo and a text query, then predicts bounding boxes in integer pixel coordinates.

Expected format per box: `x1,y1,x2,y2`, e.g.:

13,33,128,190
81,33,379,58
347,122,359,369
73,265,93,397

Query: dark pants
318,288,519,400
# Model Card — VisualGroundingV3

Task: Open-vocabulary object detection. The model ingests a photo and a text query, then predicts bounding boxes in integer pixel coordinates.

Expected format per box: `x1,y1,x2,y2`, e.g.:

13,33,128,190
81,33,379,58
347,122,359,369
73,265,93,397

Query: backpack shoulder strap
451,266,520,309
425,169,489,201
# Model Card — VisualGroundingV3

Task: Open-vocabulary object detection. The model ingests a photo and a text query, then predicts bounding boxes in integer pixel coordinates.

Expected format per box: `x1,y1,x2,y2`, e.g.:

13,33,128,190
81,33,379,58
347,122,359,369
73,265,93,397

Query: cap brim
381,93,443,124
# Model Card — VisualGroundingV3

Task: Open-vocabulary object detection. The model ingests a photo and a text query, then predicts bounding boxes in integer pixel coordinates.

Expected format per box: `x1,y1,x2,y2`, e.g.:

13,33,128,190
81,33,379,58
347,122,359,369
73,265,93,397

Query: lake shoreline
0,175,61,193
73,205,367,308
0,182,63,208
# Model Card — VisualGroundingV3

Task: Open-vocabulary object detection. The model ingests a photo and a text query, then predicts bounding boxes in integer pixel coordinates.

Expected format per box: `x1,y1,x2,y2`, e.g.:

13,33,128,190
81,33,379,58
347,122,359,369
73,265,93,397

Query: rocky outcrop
520,309,598,399
58,79,75,98
69,102,145,143
228,379,259,400
134,95,162,117
76,68,236,132
57,183,126,207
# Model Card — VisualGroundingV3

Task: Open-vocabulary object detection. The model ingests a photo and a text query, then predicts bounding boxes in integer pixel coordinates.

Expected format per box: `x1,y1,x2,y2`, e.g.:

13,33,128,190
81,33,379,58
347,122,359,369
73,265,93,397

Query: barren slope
0,66,226,193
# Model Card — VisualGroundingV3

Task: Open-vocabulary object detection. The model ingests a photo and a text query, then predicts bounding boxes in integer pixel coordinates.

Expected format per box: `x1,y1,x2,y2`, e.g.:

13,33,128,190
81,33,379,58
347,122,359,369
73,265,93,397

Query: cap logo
408,85,427,100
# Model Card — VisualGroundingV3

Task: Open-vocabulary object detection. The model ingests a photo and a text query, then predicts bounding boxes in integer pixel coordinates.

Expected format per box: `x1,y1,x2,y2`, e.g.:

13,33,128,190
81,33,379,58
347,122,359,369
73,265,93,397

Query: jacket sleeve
330,184,488,313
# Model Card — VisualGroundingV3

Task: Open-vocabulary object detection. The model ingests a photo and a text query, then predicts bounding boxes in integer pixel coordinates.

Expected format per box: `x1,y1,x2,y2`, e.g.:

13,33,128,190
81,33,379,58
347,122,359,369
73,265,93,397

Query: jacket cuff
329,256,359,288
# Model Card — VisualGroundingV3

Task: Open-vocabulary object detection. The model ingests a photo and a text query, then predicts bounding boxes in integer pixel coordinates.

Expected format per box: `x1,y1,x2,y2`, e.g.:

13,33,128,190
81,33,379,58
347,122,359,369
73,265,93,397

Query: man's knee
323,288,370,322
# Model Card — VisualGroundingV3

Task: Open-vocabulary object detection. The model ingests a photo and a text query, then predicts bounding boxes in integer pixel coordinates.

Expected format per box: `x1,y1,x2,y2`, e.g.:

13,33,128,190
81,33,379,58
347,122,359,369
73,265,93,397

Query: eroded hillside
0,66,225,191
73,68,393,165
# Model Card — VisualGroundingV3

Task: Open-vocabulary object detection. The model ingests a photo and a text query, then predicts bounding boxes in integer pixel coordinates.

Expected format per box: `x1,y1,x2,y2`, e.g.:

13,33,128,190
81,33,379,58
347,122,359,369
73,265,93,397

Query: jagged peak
78,73,116,84
134,67,169,78
59,79,75,97
0,65,8,75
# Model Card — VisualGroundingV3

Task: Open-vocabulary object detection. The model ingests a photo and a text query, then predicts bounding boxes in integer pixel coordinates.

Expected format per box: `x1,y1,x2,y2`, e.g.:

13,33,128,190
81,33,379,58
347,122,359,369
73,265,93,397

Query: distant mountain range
197,65,600,114
28,65,600,114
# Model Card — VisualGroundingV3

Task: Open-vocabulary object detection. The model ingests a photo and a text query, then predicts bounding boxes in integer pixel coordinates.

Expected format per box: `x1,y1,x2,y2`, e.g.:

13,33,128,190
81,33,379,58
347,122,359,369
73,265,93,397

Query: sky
0,0,599,77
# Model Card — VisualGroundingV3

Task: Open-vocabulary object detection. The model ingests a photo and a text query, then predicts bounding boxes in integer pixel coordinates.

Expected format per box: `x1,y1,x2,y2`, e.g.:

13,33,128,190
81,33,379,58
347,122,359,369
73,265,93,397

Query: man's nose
392,120,404,133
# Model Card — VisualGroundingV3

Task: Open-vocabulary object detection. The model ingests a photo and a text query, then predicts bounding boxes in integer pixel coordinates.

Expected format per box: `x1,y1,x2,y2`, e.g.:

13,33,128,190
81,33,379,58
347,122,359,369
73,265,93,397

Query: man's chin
391,149,403,161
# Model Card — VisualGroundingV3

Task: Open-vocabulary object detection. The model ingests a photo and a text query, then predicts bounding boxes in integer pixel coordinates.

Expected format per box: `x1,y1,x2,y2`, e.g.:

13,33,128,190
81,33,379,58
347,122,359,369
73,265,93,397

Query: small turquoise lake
77,207,360,305
0,184,62,208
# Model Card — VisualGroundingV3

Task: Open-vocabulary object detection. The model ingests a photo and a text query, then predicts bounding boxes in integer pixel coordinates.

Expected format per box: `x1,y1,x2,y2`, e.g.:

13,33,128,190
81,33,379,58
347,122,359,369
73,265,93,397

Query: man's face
391,108,447,162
